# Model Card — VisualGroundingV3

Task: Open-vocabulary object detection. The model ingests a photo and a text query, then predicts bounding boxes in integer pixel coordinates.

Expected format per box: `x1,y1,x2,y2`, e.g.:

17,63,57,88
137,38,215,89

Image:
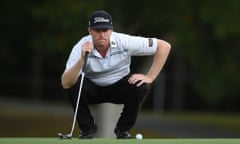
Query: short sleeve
115,33,158,56
65,35,92,71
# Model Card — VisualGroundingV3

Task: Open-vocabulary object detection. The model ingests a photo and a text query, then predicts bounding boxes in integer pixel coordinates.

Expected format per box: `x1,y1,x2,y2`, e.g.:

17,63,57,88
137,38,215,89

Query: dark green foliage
1,0,240,110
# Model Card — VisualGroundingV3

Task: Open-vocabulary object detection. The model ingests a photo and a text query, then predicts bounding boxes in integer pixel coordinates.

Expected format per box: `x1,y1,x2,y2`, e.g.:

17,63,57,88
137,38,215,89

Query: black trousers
64,74,147,132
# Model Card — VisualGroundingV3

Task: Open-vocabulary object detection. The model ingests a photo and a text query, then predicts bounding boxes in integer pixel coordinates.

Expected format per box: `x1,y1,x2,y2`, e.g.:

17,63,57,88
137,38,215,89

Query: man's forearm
147,39,171,82
61,57,84,89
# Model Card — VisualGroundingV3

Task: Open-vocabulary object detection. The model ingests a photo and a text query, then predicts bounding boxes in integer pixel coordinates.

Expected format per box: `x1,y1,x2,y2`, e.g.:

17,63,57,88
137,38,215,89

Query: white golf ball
135,133,143,140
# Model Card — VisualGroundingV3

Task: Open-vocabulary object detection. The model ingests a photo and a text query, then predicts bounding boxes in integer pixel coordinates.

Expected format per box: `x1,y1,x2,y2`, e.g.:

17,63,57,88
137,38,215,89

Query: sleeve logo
148,38,153,47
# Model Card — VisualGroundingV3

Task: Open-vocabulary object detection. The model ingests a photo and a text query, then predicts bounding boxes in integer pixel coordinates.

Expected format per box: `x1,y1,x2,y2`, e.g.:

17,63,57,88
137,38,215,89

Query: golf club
58,53,88,139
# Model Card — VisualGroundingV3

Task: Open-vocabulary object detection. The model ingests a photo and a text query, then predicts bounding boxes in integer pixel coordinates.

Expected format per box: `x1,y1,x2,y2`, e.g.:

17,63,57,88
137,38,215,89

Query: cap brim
90,25,113,30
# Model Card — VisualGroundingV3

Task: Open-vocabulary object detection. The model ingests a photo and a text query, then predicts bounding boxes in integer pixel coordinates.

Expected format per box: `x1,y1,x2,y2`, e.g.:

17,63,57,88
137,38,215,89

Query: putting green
0,138,240,144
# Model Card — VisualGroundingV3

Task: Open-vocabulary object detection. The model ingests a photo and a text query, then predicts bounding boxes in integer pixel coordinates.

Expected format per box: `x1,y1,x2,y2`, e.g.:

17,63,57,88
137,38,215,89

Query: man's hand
82,41,93,57
128,74,153,87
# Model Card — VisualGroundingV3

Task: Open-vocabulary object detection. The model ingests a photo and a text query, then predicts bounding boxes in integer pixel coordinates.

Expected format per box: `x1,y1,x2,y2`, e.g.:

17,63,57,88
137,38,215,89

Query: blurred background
0,0,240,138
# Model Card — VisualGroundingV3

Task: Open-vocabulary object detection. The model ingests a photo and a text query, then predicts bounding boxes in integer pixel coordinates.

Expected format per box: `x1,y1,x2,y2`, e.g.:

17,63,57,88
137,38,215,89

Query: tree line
1,0,240,111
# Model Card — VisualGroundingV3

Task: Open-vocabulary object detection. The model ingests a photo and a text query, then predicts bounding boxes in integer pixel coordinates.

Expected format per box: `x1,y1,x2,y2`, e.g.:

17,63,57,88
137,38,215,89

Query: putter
58,53,88,139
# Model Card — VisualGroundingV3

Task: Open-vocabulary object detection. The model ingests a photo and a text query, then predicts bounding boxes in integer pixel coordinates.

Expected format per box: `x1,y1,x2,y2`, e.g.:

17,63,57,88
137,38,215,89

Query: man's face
88,28,112,50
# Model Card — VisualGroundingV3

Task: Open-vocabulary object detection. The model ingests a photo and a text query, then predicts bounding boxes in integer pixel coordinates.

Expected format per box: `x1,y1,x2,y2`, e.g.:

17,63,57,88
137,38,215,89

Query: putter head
58,133,72,139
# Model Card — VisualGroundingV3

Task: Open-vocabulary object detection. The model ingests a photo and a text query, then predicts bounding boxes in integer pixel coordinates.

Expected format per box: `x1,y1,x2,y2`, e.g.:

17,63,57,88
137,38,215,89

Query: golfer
61,10,171,139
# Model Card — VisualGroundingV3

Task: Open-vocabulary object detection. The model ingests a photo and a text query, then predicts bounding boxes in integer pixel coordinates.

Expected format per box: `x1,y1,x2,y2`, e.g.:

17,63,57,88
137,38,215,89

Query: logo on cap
94,17,110,23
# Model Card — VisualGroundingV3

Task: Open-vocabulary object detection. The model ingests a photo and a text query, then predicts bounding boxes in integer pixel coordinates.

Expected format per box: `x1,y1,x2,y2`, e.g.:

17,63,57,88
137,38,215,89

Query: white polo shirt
65,32,158,86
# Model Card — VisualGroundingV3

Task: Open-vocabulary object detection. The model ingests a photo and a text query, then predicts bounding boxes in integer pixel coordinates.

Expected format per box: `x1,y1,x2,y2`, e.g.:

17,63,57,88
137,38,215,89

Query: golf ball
135,133,143,140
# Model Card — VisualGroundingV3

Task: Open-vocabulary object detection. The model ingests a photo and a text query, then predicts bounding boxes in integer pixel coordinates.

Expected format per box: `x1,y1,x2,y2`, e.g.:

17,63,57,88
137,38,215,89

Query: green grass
0,138,240,144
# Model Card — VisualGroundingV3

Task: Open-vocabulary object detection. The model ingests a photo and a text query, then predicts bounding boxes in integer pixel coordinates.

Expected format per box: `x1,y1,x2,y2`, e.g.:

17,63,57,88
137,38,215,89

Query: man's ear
88,27,91,34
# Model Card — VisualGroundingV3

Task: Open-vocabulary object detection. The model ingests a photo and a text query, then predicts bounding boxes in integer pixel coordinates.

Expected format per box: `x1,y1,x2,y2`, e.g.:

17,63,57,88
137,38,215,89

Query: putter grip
82,52,89,73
